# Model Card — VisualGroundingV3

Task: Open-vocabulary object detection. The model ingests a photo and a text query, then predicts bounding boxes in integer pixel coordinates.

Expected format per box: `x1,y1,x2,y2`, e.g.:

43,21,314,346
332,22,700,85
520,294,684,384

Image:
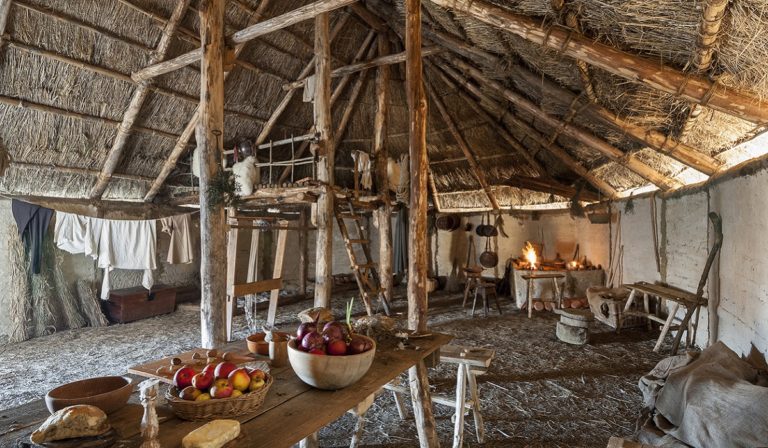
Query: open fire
522,241,538,270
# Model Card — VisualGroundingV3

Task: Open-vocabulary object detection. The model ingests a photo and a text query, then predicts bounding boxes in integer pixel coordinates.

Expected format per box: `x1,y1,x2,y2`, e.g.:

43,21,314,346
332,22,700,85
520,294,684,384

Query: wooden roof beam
132,0,359,83
425,71,500,210
282,45,443,91
502,176,601,202
438,62,618,198
349,2,388,32
445,55,681,190
429,0,767,124
143,0,275,203
89,0,191,199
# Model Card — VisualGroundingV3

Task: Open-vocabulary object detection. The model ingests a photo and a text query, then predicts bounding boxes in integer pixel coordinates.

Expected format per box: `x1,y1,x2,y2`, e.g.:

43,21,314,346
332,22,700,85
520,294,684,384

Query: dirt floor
0,288,669,447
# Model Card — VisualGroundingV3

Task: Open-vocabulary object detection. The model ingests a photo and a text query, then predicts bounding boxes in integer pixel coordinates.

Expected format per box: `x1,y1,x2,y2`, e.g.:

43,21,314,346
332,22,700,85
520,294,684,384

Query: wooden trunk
106,285,177,323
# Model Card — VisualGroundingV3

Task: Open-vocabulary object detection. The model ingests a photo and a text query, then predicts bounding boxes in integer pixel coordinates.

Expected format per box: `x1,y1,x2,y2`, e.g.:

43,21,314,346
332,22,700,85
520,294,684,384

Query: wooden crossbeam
429,0,767,124
446,55,681,190
501,176,600,202
232,278,283,298
89,0,191,199
282,45,443,91
132,0,359,83
424,73,500,210
438,63,618,198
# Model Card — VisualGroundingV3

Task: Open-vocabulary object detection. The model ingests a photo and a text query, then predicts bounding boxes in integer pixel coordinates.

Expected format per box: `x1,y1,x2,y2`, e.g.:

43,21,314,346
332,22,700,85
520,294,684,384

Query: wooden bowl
45,376,133,414
287,336,376,390
246,333,270,356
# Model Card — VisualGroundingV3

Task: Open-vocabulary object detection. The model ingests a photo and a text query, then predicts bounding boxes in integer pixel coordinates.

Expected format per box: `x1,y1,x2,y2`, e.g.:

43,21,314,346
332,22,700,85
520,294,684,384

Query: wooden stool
384,345,495,448
522,273,564,318
471,282,502,317
462,267,483,308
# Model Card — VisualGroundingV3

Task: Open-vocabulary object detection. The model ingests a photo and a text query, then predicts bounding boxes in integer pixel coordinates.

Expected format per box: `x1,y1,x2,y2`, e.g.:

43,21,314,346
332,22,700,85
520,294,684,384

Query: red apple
173,365,196,389
180,386,201,401
214,361,237,379
228,368,251,392
191,371,214,391
210,378,233,399
202,363,216,376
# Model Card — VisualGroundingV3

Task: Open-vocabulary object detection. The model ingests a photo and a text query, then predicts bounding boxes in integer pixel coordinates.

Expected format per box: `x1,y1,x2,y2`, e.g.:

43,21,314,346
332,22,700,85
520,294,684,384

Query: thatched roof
0,0,766,212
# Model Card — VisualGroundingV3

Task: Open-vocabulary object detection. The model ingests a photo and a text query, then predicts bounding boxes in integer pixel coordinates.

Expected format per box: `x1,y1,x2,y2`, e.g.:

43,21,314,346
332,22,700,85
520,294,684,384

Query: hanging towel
303,74,317,102
97,219,157,299
351,151,372,190
12,200,53,274
160,214,194,264
393,207,408,275
54,212,102,258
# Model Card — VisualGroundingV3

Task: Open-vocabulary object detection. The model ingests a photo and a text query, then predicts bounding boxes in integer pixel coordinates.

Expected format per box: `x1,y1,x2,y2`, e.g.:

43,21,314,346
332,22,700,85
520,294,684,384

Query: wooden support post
373,33,394,306
445,55,680,190
132,0,358,82
407,1,440,446
429,0,767,124
144,0,273,202
298,209,309,297
198,0,227,349
313,12,334,309
424,75,499,210
267,228,288,326
89,0,190,199
225,216,239,341
428,171,443,212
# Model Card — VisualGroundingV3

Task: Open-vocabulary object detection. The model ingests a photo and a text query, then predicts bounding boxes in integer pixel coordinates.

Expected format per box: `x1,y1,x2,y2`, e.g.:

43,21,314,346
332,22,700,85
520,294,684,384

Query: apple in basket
173,365,196,389
210,378,234,399
191,371,214,391
228,368,251,392
214,362,238,380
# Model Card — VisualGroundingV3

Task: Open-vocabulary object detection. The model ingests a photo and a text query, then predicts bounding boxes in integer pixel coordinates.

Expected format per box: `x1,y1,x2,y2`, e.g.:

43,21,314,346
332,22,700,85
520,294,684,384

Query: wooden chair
471,281,502,317
462,267,484,308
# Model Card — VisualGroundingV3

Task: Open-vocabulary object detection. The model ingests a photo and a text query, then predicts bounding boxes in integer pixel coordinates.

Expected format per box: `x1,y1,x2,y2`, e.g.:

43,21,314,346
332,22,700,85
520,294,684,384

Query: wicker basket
165,375,273,421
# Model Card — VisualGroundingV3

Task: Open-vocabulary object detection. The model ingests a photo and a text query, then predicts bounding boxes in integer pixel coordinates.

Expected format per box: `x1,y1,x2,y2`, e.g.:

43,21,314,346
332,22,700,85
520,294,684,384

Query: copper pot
436,214,460,231
479,251,498,268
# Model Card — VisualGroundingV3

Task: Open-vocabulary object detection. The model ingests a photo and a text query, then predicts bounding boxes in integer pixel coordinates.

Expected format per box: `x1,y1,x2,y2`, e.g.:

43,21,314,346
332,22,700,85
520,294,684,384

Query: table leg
618,289,638,334
391,379,409,420
452,363,467,448
225,296,234,342
463,279,471,308
552,278,562,310
483,288,489,318
671,304,698,354
654,302,679,352
349,393,375,448
643,293,652,330
409,360,440,448
299,433,318,448
465,365,485,443
527,278,533,318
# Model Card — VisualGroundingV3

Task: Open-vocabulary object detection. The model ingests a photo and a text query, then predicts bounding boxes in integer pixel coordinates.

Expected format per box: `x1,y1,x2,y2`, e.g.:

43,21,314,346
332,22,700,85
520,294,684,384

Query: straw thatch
0,0,765,211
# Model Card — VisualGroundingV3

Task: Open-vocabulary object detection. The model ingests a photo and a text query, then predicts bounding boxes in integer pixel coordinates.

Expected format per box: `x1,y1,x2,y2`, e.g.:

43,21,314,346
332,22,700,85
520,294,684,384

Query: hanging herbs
624,195,635,214
206,169,242,209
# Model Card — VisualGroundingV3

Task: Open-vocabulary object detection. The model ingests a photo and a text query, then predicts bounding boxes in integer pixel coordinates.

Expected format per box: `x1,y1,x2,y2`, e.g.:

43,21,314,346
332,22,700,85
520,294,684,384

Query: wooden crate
106,285,176,323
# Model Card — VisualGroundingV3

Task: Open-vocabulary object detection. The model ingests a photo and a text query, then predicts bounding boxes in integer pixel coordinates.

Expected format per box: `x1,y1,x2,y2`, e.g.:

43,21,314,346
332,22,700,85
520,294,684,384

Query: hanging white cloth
160,214,194,264
96,219,157,299
54,212,157,300
351,150,372,190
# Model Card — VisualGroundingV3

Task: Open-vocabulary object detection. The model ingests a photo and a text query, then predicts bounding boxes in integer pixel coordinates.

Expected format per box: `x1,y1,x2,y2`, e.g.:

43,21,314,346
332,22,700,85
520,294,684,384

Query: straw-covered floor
0,289,667,447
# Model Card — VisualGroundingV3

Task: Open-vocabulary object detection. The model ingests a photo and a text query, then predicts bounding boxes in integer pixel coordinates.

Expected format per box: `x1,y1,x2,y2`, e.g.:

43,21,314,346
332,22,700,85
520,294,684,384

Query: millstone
556,321,589,345
560,315,591,328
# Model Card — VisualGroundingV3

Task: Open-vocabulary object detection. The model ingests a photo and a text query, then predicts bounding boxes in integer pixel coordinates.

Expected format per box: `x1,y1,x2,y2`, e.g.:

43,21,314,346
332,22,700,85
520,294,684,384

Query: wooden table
1,334,452,448
521,273,565,318
619,281,706,354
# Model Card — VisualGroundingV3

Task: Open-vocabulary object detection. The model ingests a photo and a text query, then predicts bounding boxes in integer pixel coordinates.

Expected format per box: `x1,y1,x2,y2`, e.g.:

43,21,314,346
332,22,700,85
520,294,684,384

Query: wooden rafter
89,0,191,199
282,46,443,91
501,176,600,202
446,55,681,190
438,62,619,198
132,0,359,83
694,0,729,71
428,0,767,124
143,0,274,202
424,71,500,210
276,32,378,184
255,13,352,147
10,162,154,183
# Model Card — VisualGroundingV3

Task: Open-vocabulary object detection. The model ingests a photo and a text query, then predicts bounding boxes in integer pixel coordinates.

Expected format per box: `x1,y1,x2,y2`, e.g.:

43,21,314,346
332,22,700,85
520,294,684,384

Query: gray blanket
638,341,768,448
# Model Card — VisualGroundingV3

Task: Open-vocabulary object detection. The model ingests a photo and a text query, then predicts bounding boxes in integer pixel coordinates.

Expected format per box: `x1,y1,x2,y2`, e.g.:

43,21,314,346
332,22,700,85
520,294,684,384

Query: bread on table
30,405,111,443
182,419,241,448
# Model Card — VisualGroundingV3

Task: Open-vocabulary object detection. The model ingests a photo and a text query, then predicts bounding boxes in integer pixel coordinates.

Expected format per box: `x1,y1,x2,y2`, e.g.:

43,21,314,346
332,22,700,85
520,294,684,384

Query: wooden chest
106,285,177,323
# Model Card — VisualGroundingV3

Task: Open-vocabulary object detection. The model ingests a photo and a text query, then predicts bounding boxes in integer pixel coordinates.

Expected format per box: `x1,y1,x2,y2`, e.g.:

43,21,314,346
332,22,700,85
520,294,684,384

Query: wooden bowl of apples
288,320,376,390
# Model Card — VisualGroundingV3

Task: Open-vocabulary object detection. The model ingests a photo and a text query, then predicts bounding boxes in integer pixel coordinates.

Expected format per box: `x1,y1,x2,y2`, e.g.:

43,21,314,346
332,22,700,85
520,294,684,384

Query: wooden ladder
334,197,391,316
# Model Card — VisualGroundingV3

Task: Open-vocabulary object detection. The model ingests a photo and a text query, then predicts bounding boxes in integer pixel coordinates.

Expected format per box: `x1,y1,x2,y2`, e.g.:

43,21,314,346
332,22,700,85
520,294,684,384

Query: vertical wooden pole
198,0,227,349
405,0,429,334
373,33,393,305
406,1,440,447
298,208,309,297
225,214,239,341
313,12,334,309
267,228,288,326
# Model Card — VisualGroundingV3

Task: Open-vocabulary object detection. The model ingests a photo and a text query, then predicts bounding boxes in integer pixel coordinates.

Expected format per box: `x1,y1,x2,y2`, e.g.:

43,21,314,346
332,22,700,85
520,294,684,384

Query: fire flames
522,241,538,270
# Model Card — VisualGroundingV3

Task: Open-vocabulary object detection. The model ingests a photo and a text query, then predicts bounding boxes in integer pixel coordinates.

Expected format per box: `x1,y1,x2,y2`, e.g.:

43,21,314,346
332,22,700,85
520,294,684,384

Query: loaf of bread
30,405,111,443
182,419,241,448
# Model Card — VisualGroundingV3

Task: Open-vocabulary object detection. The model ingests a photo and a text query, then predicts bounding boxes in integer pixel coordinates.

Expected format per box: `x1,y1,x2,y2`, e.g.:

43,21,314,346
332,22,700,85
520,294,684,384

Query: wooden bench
522,273,564,318
384,344,495,448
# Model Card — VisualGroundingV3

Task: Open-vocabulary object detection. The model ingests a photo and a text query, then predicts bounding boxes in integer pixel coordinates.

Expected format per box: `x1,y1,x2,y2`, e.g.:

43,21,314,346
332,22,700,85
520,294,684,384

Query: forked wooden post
405,0,440,446
373,33,393,306
312,12,334,309
198,0,227,349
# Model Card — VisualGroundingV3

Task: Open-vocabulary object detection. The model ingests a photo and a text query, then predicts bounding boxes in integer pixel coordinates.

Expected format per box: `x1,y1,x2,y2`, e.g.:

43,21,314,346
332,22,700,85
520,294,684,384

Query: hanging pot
479,251,498,268
436,214,460,231
476,213,490,236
